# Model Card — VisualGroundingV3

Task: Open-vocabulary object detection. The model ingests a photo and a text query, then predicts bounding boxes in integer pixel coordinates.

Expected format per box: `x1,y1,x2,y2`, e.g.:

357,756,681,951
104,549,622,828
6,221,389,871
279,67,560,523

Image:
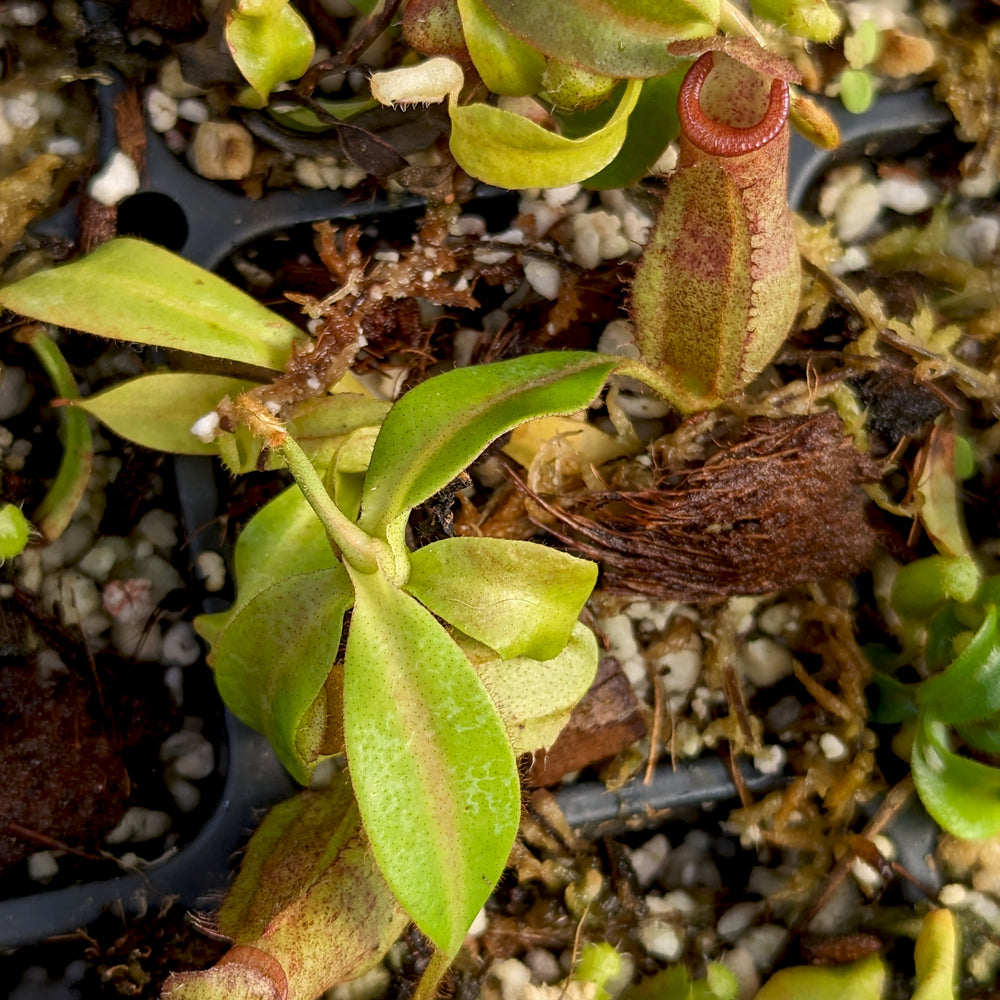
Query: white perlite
162,622,201,667
161,729,215,780
627,833,669,889
492,958,533,1000
190,410,221,443
752,743,786,776
105,807,172,844
738,637,794,688
524,259,562,300
878,175,935,214
819,732,849,761
196,550,227,592
835,180,881,243
88,150,141,207
638,919,684,961
27,851,59,882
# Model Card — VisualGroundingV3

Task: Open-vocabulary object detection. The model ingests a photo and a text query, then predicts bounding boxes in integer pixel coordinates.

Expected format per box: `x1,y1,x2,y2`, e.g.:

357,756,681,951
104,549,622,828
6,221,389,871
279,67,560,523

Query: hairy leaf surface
481,0,716,77
214,567,352,784
458,0,544,95
357,352,615,544
407,537,597,660
195,485,340,648
917,605,1000,725
227,1,315,105
912,713,1000,839
0,239,304,369
449,80,640,188
462,621,599,752
70,374,252,455
344,568,520,955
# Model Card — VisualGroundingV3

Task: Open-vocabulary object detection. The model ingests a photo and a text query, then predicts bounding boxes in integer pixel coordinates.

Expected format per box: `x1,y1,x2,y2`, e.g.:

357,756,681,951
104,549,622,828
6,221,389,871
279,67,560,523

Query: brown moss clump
527,412,881,603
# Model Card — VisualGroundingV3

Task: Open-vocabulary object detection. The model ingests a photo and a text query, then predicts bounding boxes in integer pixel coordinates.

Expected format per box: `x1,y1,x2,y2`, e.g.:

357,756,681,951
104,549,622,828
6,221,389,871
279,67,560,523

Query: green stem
278,433,380,573
720,0,768,46
412,949,453,1000
23,328,93,542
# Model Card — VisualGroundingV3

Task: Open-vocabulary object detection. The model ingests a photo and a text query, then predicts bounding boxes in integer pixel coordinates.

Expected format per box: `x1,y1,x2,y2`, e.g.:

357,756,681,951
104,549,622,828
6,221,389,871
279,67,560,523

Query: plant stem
719,0,768,46
278,432,379,573
412,949,453,1000
18,325,94,541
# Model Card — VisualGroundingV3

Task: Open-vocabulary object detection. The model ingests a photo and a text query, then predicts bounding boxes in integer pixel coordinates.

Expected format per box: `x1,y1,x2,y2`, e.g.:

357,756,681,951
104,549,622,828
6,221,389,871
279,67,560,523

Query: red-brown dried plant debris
523,412,881,602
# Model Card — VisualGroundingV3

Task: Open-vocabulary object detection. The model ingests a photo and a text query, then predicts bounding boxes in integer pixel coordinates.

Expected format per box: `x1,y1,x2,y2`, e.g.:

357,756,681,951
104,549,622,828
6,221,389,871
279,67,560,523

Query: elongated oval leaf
481,0,715,77
955,716,1000,755
463,621,598,752
911,909,958,1000
70,373,253,455
458,0,545,96
195,484,340,649
343,567,520,956
751,954,886,1000
214,566,353,784
912,713,1000,839
0,238,304,370
407,536,597,660
357,351,616,540
227,2,315,105
448,79,641,188
287,393,390,442
917,605,1000,725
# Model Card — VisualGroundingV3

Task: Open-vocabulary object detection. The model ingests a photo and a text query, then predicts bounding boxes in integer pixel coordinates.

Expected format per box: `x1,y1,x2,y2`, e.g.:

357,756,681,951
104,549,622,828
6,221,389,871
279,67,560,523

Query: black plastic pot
0,79,954,951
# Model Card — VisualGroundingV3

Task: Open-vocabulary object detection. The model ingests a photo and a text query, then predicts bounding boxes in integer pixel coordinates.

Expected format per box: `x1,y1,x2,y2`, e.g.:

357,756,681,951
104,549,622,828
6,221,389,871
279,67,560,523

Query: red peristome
678,52,789,158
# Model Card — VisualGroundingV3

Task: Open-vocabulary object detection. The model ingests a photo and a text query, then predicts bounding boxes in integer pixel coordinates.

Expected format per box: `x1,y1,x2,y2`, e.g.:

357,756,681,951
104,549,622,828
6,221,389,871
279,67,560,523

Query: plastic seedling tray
0,77,954,949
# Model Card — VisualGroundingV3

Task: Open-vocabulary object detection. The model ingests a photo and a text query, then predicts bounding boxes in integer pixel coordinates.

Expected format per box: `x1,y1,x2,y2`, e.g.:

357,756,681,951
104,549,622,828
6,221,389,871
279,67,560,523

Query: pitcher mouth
678,51,790,157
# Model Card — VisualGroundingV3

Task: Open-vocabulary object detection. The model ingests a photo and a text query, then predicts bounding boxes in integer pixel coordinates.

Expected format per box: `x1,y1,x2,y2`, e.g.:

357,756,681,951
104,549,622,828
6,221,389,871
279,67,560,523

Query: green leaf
911,909,958,1000
912,713,1000,839
448,78,641,188
839,68,875,115
407,536,597,660
214,566,353,784
328,424,381,520
750,954,886,1000
701,963,739,1000
0,239,304,370
481,0,716,77
343,567,521,956
195,484,341,650
463,621,598,753
955,716,1000,755
0,503,31,559
227,2,315,106
623,967,691,1000
584,70,685,188
751,0,842,44
268,94,378,131
167,775,407,1000
357,351,616,543
913,425,976,560
917,605,1000,725
458,0,545,96
892,554,980,621
869,670,918,725
70,374,253,455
